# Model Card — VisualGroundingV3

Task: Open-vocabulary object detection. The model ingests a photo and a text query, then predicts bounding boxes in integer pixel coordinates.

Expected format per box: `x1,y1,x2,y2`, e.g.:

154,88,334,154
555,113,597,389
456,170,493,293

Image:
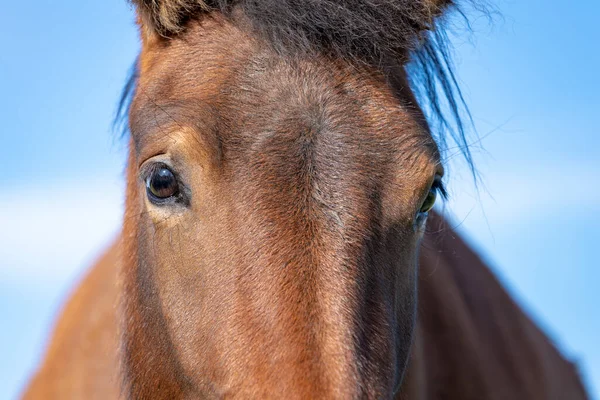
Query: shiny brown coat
24,216,588,399
23,1,589,398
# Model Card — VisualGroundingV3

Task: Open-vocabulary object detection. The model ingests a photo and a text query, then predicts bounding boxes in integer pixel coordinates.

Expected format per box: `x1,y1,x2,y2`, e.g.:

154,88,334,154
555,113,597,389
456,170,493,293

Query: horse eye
419,188,437,214
146,165,179,201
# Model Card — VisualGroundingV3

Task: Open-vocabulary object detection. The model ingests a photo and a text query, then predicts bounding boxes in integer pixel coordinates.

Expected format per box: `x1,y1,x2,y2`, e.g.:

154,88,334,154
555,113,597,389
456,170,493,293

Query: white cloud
444,161,600,237
0,177,124,287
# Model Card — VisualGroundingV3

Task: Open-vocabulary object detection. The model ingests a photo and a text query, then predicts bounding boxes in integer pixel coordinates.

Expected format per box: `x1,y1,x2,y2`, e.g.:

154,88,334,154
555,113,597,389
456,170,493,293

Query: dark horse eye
146,165,179,201
420,176,445,215
419,188,437,214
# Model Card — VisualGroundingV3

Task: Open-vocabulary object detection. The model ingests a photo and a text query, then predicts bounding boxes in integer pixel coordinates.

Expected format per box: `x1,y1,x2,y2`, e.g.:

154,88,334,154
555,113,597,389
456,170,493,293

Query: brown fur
23,3,588,399
22,217,588,399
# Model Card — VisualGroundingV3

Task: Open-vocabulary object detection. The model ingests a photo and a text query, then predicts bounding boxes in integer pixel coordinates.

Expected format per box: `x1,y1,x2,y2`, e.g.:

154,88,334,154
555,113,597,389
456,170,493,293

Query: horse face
122,14,443,399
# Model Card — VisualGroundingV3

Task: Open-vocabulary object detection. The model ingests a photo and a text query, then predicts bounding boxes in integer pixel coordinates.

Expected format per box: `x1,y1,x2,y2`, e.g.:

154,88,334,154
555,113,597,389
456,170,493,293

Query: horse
23,0,589,399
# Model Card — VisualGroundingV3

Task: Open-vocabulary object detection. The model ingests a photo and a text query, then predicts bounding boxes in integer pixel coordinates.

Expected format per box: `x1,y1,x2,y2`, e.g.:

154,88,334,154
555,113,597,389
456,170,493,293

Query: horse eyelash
432,179,448,200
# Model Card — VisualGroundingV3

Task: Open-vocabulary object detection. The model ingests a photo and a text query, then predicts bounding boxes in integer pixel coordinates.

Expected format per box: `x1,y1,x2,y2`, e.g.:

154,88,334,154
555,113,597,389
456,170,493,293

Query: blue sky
1,0,598,398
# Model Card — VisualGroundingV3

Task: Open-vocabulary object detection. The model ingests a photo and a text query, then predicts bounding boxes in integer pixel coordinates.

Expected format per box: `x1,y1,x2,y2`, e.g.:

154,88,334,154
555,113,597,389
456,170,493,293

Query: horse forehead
136,16,398,104
132,16,435,165
136,55,411,135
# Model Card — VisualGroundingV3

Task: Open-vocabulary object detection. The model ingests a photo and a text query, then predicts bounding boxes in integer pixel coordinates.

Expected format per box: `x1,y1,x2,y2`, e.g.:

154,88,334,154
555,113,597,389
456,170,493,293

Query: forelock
133,0,454,63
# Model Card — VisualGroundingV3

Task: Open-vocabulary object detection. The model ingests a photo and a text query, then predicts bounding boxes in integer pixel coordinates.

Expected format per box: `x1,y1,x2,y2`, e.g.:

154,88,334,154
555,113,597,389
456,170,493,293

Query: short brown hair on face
117,1,473,398
120,12,446,397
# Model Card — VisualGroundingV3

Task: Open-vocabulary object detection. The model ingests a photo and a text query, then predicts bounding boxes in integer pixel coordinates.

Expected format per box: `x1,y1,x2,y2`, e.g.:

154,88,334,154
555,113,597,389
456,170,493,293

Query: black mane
118,0,488,174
